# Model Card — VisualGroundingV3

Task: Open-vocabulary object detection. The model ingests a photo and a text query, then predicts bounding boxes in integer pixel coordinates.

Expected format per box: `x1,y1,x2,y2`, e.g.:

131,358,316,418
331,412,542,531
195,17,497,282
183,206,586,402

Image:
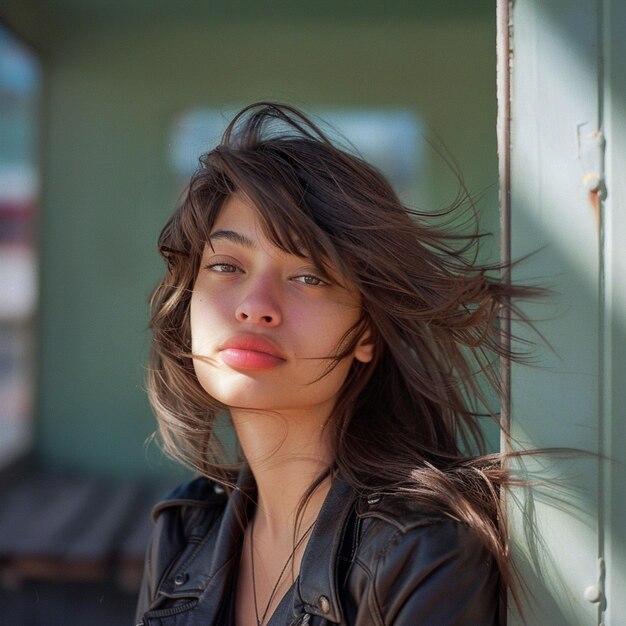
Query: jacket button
174,572,188,586
318,595,330,614
367,495,381,505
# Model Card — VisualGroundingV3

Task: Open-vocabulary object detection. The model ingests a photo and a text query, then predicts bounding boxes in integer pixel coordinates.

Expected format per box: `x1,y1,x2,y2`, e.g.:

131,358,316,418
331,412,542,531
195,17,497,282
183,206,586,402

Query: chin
195,364,345,416
198,373,282,410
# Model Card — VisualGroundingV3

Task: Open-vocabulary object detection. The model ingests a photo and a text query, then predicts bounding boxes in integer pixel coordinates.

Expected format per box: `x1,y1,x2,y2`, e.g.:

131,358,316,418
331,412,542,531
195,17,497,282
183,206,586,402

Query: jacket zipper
140,598,198,621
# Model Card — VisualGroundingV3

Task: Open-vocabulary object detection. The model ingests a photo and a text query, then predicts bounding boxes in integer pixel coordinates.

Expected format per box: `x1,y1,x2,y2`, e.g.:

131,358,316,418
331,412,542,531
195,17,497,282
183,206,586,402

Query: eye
205,262,241,273
293,274,327,286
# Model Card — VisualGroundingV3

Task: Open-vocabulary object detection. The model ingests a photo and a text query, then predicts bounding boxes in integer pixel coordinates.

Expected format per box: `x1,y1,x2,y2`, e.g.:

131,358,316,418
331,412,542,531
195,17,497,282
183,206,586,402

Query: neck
231,407,333,538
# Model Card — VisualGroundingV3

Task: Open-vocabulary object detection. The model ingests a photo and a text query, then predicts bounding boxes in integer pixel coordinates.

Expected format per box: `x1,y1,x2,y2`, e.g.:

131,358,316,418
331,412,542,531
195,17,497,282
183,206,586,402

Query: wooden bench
0,468,170,593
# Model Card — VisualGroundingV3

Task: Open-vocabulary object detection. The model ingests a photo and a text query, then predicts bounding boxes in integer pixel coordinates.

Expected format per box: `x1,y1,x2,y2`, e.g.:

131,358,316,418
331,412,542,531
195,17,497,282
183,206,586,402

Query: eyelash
205,262,240,273
204,263,327,286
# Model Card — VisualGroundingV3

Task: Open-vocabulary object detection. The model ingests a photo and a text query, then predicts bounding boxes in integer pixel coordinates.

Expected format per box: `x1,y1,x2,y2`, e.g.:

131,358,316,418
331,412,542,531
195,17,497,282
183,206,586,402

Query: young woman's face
190,194,373,418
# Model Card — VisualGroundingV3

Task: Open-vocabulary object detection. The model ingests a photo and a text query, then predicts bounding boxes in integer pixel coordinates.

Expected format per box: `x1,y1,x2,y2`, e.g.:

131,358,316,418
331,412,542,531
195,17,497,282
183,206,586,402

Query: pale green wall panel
507,0,625,624
602,0,626,623
508,1,599,624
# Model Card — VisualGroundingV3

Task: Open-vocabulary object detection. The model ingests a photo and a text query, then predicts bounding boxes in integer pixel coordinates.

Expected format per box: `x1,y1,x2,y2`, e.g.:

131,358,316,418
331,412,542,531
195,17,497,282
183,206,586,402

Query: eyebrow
208,229,256,249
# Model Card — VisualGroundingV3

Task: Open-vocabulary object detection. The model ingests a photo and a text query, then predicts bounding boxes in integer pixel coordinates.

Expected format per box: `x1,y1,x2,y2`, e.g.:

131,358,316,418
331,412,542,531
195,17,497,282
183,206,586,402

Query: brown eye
293,274,326,286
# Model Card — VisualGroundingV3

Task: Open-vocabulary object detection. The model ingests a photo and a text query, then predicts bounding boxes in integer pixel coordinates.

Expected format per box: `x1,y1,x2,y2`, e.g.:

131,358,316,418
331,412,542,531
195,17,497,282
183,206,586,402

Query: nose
235,277,282,327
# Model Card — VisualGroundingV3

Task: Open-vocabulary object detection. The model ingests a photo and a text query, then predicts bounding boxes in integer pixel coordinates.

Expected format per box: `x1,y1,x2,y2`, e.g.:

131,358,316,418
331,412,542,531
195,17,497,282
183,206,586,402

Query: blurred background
0,1,500,623
1,1,624,625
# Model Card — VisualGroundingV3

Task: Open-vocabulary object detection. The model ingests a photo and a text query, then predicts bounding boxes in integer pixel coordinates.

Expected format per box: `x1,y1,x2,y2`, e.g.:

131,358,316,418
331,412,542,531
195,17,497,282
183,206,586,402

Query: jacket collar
157,469,254,623
159,468,356,624
293,474,355,623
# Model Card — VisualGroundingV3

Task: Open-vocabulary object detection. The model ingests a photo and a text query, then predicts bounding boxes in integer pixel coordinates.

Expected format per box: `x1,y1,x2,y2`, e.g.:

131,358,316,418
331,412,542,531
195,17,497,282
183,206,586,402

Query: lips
218,334,286,370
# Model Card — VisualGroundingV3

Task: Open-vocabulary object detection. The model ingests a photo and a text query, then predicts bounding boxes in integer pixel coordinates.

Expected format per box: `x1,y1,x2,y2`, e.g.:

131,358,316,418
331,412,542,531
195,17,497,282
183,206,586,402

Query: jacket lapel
292,477,356,624
151,470,256,625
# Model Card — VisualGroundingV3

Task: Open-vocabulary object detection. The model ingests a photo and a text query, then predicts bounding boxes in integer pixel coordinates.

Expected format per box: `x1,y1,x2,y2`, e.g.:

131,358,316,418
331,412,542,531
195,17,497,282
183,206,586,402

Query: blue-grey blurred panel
170,106,423,205
0,23,40,469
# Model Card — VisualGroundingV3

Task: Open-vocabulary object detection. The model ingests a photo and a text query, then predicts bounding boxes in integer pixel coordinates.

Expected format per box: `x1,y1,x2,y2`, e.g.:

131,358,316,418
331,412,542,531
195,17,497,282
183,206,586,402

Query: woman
135,102,531,625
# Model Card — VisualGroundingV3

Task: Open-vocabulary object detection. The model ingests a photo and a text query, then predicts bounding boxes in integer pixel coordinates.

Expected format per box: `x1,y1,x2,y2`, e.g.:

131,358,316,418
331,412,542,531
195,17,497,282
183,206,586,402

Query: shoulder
149,476,229,551
354,494,494,576
145,478,226,582
152,475,229,522
356,493,490,560
346,495,499,625
135,476,229,619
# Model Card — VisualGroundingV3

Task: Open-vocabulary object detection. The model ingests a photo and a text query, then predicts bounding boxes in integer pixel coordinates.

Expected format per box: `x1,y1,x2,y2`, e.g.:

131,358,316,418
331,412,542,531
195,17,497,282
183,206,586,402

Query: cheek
311,307,361,353
189,295,219,396
189,292,218,350
288,306,339,357
189,293,201,346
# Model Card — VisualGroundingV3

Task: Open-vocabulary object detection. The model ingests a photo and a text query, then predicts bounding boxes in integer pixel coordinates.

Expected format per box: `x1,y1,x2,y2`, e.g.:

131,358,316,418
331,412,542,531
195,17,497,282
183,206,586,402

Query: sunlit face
190,194,373,418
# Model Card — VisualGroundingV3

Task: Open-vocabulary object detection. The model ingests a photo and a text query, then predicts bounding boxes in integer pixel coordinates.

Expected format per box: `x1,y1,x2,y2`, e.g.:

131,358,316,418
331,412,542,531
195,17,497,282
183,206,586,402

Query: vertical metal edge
496,0,512,449
496,1,512,623
596,0,607,622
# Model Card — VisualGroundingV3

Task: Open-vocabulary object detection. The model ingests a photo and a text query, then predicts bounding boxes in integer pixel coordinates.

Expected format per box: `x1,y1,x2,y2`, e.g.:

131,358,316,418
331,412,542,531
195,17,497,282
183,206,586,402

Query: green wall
2,5,498,479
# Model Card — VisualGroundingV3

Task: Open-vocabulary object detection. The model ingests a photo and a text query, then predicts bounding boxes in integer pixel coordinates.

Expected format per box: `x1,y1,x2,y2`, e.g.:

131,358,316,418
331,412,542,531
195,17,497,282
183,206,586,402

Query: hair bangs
207,146,350,286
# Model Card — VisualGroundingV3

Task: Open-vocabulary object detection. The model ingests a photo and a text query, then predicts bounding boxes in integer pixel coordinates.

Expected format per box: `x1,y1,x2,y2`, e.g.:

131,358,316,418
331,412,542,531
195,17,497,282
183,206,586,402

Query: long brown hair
148,102,539,611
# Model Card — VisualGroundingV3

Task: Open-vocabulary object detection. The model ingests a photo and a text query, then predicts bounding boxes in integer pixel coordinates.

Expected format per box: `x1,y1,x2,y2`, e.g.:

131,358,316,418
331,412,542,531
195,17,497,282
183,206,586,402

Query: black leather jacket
135,470,499,625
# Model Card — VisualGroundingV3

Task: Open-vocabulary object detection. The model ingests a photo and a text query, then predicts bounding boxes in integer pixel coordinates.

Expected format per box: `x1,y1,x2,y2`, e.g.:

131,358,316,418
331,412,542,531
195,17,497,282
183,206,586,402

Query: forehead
210,193,264,235
208,192,308,257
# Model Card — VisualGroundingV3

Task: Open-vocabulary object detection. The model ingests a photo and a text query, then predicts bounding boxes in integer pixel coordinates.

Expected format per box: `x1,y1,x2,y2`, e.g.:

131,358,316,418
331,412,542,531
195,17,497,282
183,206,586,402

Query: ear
354,329,374,364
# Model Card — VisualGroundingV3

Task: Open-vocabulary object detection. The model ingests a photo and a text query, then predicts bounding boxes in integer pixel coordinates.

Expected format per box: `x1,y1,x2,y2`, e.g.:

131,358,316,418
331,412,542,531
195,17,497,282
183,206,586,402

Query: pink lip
219,334,286,370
